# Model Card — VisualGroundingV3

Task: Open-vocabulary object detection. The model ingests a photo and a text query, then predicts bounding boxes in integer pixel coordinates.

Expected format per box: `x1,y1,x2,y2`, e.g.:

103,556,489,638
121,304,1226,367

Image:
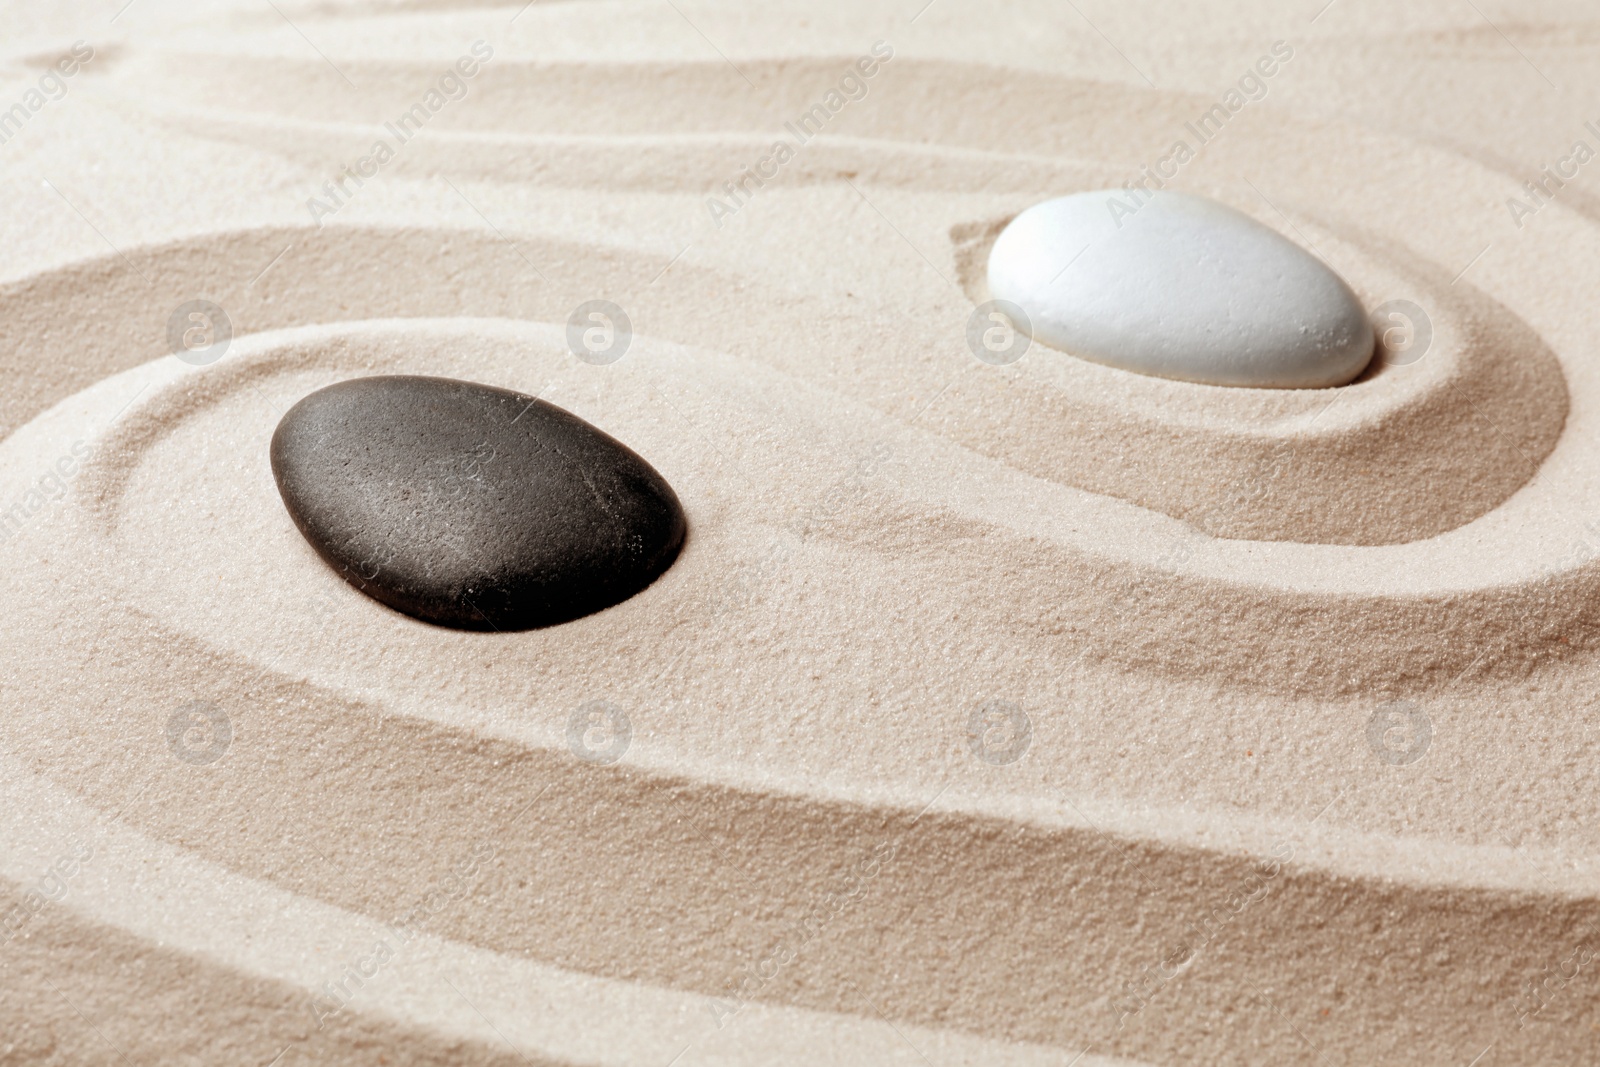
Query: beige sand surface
3,1,1600,1063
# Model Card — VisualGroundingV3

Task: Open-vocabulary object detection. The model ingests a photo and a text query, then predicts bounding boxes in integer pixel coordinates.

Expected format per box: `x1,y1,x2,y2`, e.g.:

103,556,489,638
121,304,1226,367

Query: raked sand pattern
3,1,1600,1064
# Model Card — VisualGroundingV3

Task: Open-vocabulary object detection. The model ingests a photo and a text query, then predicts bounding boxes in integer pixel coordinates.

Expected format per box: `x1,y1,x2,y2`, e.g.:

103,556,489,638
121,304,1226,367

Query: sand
2,1,1599,1063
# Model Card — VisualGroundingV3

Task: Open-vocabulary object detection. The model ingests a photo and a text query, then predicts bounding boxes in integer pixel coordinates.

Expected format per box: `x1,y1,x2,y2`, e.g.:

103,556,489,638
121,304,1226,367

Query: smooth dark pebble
270,374,686,630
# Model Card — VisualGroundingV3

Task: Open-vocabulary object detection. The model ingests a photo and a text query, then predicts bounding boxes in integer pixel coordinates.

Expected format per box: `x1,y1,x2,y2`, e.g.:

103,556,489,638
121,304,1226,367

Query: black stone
270,375,687,631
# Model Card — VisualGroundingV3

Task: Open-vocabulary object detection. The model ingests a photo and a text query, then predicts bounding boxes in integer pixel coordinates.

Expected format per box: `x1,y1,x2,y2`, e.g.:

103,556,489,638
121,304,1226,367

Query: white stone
986,191,1375,388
